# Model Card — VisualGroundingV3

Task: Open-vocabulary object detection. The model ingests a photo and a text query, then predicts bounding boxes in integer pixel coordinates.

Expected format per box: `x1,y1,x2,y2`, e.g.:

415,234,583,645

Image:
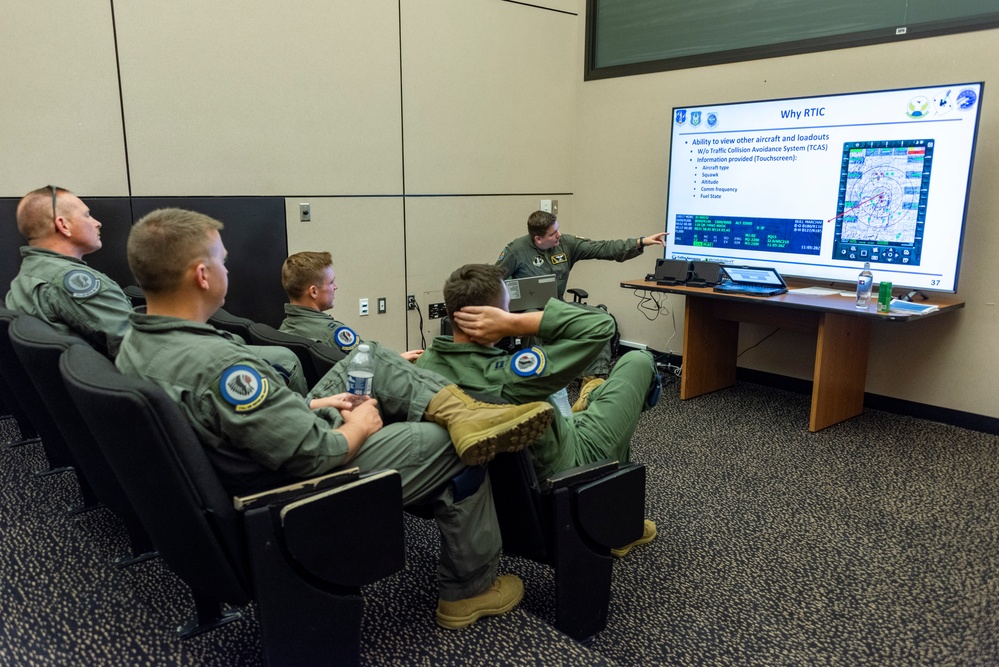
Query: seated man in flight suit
416,263,662,557
6,185,132,357
279,250,423,361
6,186,309,393
117,208,555,629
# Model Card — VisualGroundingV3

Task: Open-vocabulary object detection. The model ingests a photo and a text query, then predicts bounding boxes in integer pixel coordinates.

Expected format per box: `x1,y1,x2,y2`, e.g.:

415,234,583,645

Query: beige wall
572,21,999,419
3,0,995,420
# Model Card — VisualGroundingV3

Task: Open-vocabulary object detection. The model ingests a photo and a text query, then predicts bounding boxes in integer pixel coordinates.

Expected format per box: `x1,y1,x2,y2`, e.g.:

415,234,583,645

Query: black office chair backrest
9,315,154,559
207,306,255,342
60,344,252,606
247,323,321,388
0,307,74,471
123,284,146,306
308,340,347,380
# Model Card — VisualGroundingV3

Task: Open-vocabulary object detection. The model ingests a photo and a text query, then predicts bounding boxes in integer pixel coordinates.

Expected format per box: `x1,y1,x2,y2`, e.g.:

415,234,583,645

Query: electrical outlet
299,202,311,222
539,199,558,215
428,302,447,319
377,297,386,314
359,298,369,316
407,294,417,310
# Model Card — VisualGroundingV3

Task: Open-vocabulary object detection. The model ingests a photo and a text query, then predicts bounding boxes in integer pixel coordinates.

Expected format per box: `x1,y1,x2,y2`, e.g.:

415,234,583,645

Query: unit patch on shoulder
532,256,545,268
550,253,567,265
511,347,546,377
63,270,101,299
219,365,269,412
333,326,360,352
497,249,506,262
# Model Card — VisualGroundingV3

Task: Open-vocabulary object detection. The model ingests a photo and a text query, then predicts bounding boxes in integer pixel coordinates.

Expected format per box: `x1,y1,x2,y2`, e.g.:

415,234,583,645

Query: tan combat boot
436,574,525,629
425,385,554,466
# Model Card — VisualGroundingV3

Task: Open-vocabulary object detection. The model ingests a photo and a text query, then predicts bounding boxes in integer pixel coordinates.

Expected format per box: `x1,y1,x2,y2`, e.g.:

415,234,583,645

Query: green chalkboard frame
585,0,999,80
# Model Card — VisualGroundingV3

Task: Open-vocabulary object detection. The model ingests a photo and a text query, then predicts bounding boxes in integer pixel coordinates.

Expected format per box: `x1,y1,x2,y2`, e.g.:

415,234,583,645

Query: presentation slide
664,83,983,292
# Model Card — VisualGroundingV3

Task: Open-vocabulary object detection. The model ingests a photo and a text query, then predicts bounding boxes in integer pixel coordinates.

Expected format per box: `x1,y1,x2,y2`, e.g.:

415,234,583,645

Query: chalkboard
586,0,999,79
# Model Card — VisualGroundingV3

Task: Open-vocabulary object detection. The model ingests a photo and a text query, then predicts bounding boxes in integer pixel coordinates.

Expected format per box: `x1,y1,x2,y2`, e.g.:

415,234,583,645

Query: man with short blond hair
279,250,422,361
5,185,131,357
118,209,556,628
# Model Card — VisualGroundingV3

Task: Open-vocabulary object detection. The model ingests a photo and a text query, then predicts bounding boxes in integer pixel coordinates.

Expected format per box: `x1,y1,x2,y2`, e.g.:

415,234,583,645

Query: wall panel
0,2,127,197
114,0,403,196
401,0,577,195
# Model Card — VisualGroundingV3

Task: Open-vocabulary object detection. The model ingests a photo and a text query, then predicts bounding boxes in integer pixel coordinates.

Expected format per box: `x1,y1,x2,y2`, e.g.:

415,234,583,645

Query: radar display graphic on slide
832,139,932,266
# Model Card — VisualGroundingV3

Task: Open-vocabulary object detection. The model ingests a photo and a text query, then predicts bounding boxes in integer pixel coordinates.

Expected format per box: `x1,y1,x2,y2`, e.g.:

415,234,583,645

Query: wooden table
620,279,965,432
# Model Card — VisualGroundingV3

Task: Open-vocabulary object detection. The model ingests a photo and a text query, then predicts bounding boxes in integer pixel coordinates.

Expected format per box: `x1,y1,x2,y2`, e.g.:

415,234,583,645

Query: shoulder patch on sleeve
332,326,360,352
510,347,546,377
63,269,101,299
219,365,269,412
497,249,506,262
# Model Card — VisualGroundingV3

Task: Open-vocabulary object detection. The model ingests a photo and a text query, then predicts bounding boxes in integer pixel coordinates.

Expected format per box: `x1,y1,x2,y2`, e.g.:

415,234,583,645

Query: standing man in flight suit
279,251,423,361
6,185,131,357
119,209,555,628
417,263,661,557
495,210,667,380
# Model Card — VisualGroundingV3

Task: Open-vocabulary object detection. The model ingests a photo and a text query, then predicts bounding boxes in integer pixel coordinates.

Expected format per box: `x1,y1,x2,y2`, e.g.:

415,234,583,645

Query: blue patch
63,270,100,299
333,326,360,352
511,347,546,377
219,365,269,412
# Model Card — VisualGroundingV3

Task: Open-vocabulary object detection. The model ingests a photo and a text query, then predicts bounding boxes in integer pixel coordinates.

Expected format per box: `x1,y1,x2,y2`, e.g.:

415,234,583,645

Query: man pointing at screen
496,210,667,380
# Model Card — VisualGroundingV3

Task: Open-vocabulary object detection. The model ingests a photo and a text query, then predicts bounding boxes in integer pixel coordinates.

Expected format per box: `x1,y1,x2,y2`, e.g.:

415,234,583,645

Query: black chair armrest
233,467,362,510
271,469,405,587
566,287,588,303
573,463,645,549
544,459,619,491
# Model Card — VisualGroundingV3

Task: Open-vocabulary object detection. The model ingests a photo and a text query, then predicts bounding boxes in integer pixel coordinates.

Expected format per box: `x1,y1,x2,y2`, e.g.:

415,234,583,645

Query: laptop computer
505,275,558,312
713,266,788,297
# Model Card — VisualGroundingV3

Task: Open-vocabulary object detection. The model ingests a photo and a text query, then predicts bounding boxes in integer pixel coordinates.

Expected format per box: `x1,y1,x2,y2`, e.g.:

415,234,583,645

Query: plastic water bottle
551,387,572,419
347,343,374,399
855,262,873,309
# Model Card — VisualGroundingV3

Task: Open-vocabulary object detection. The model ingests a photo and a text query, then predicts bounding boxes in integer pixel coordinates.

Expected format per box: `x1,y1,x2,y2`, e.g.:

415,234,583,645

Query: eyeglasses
48,184,58,219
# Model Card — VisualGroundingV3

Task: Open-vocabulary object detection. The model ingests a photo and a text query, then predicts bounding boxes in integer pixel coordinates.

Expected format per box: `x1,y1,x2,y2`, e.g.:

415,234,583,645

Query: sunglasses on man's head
47,184,59,219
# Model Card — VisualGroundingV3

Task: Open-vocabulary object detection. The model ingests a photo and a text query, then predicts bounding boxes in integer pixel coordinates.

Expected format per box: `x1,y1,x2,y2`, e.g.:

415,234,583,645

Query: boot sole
457,404,554,466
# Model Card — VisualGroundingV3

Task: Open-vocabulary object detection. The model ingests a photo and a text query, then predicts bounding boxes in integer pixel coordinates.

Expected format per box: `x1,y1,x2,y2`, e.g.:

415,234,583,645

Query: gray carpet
1,378,996,666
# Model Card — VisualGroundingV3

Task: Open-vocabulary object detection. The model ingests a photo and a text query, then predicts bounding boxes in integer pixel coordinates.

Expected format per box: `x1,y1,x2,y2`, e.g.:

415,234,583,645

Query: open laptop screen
722,266,785,286
505,275,558,312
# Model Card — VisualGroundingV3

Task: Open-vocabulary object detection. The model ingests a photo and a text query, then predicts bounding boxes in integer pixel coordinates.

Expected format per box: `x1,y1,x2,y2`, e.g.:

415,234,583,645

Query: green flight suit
5,246,131,357
117,312,501,601
416,299,655,479
279,303,360,354
495,233,644,376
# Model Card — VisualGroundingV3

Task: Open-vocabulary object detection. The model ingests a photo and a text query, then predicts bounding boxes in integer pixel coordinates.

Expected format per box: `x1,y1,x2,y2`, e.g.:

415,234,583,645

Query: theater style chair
247,322,323,388
9,314,157,566
123,285,146,307
307,340,347,380
0,361,41,448
490,450,645,642
60,344,405,667
0,308,89,486
207,306,256,341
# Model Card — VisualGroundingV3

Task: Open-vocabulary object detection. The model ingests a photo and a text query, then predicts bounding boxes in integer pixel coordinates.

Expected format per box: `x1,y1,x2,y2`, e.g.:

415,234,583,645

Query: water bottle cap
357,343,371,352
